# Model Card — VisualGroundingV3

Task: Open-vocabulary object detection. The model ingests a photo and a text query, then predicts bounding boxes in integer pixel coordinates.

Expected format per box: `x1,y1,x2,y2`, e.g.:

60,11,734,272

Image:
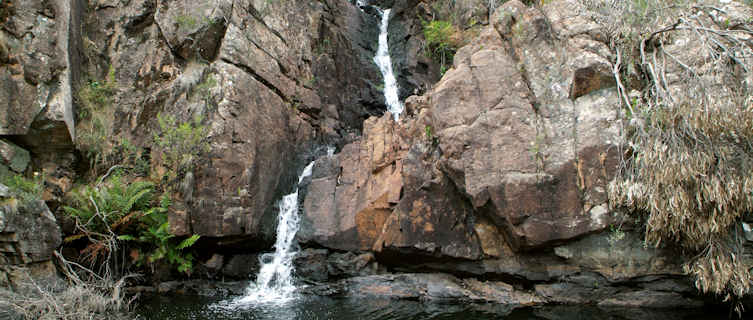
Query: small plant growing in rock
175,14,198,31
77,65,118,174
422,19,458,73
153,113,210,184
193,74,217,103
78,66,117,119
1,173,44,205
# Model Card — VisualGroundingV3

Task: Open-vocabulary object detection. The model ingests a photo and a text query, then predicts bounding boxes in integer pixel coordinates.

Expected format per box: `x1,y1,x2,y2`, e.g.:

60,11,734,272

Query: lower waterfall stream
232,160,315,305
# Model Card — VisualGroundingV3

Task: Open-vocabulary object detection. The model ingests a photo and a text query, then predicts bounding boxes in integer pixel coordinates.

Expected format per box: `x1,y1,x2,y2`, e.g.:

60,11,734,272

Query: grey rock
0,207,5,232
553,232,684,280
294,248,329,283
327,251,379,278
154,0,232,61
221,254,260,280
310,273,542,305
0,0,76,150
0,183,8,198
0,140,30,173
0,200,62,264
203,254,224,272
598,290,703,309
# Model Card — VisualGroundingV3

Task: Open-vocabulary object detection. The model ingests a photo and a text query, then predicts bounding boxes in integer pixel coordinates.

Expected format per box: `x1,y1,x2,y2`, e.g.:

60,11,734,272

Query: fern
177,234,200,250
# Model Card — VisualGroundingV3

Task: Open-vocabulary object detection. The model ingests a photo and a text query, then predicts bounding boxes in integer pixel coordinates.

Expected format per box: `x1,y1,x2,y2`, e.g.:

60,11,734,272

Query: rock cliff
1,0,752,311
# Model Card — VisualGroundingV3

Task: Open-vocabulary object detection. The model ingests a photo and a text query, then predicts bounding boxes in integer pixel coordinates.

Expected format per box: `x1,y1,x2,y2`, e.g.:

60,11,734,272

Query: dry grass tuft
0,252,136,320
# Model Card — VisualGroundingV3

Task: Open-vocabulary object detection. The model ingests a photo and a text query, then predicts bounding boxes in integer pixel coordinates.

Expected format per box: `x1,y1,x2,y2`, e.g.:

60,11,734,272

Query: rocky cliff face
0,0,399,246
298,0,751,307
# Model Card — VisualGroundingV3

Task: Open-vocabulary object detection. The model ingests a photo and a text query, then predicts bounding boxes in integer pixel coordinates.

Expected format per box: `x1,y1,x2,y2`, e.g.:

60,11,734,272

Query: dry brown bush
0,253,136,320
582,0,753,304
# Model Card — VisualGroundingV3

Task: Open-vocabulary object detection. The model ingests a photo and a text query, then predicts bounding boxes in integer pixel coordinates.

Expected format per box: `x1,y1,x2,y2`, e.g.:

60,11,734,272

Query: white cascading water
235,161,315,305
373,8,404,121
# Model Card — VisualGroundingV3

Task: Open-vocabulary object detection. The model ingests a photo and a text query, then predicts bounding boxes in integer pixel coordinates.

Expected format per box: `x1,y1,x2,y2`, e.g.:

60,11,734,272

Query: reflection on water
135,294,731,320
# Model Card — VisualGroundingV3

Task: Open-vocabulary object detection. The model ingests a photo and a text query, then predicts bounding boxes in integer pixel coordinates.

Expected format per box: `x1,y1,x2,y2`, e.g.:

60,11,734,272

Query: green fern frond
177,234,200,250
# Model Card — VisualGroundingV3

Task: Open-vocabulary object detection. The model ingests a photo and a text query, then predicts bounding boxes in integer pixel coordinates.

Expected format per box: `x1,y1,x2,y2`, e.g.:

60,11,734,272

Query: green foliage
607,225,626,246
423,19,457,72
175,15,198,31
304,76,317,88
63,175,153,234
153,113,210,183
424,125,439,147
78,66,117,118
1,173,43,204
193,74,217,103
109,138,150,177
314,37,331,56
77,66,118,172
119,195,200,274
64,176,200,275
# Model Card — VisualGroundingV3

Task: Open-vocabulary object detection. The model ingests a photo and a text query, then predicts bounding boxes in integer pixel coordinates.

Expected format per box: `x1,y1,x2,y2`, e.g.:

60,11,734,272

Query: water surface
135,294,730,320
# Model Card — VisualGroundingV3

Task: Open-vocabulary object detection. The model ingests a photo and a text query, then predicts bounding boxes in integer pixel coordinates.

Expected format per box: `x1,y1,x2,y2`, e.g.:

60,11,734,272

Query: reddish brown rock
299,114,405,251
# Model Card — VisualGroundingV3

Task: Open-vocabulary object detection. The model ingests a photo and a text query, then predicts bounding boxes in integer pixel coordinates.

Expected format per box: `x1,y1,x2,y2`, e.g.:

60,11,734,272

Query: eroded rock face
154,0,231,61
77,0,388,243
298,0,711,308
0,200,62,265
300,114,405,251
0,0,77,150
303,0,622,260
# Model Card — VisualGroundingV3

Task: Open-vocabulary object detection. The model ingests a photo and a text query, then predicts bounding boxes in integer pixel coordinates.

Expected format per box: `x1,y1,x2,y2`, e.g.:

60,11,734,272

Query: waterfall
235,161,315,305
373,8,404,121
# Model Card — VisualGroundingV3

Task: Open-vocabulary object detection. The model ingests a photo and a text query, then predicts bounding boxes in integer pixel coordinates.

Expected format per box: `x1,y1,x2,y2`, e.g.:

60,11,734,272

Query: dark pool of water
134,294,732,320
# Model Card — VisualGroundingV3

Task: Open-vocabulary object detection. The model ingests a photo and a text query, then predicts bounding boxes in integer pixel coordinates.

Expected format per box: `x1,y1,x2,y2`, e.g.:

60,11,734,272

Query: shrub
78,66,117,120
423,19,458,72
77,66,118,173
153,113,210,184
0,281,133,320
603,0,753,307
63,175,154,274
0,258,135,320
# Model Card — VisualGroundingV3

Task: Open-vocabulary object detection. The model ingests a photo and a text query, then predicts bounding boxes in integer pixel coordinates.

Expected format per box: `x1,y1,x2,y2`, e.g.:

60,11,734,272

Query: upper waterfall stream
373,8,404,121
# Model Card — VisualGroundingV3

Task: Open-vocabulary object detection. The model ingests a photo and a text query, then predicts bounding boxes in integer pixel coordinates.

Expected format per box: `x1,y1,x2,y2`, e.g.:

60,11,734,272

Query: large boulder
299,115,405,251
429,0,620,250
0,199,62,291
